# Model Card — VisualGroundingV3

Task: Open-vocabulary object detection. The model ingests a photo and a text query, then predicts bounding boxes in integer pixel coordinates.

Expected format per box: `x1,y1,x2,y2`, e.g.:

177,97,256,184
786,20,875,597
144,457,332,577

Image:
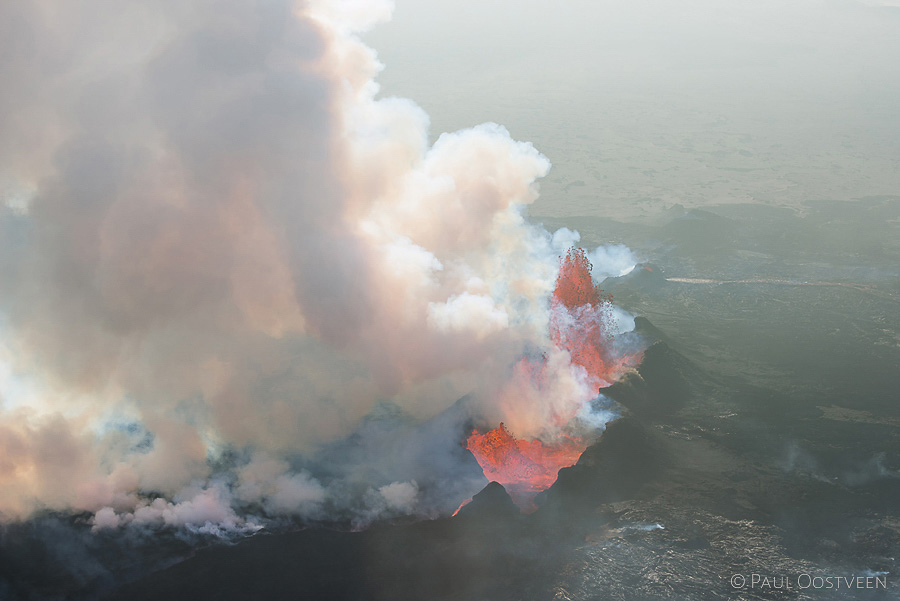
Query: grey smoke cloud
0,0,640,527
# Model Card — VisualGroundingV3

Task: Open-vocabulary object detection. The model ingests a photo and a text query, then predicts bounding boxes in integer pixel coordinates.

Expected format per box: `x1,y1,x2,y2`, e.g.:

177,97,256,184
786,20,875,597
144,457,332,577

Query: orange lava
465,423,587,511
550,247,616,383
451,497,472,517
462,247,640,511
552,246,606,309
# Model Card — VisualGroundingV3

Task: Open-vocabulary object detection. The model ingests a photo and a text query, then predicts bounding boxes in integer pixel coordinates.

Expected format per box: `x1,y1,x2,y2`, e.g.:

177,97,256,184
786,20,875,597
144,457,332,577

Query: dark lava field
3,198,898,601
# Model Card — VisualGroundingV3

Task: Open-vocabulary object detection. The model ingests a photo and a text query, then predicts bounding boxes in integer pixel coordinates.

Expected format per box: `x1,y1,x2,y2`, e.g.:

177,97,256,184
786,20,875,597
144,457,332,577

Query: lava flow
464,247,634,511
465,423,587,511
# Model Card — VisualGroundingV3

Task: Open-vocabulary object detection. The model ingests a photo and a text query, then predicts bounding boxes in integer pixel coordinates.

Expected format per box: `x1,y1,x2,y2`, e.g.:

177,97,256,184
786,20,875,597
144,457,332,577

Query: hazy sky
365,0,900,217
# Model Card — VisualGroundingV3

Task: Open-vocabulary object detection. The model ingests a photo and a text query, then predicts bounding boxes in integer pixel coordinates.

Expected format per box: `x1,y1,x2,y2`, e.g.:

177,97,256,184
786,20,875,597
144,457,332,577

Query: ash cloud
0,0,642,529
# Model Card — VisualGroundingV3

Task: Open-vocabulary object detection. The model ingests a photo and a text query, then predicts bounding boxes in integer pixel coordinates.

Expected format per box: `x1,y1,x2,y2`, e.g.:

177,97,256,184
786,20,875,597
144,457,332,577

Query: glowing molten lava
552,246,606,309
550,247,616,384
463,247,641,512
465,423,587,511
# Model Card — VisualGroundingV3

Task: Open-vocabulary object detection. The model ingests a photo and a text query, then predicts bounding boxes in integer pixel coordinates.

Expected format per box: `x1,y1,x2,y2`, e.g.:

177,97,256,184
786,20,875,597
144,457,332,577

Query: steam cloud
0,0,640,531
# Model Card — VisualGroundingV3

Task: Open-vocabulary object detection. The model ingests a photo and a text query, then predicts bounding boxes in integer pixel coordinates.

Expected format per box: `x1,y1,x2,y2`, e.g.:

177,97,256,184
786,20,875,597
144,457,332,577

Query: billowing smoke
0,0,641,531
551,228,637,281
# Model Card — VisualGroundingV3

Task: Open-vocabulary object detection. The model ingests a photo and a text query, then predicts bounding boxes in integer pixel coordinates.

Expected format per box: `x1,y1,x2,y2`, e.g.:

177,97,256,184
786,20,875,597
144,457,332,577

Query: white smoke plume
0,0,641,528
551,227,638,280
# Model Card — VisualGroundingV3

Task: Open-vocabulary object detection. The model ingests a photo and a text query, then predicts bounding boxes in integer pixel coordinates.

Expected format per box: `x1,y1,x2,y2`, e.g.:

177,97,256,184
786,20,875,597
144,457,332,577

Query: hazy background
2,1,899,598
365,0,900,219
367,0,900,491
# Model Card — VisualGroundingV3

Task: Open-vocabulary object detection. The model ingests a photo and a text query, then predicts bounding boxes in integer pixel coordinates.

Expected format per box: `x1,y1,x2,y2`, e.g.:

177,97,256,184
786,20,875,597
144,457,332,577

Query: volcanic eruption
0,0,643,541
464,247,642,510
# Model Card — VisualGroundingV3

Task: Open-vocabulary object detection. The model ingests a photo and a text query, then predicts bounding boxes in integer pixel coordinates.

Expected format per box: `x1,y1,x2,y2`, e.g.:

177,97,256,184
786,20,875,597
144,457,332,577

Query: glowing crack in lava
464,247,638,511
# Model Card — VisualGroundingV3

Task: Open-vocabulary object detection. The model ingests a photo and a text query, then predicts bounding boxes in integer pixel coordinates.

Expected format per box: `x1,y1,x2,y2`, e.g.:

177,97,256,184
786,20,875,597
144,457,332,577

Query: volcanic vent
464,247,643,510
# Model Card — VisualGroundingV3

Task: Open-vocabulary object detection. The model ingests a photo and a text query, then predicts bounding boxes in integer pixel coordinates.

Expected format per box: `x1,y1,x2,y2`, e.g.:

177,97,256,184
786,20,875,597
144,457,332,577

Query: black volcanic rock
622,262,668,288
660,209,738,253
103,488,535,601
631,314,669,343
103,529,372,601
455,482,519,521
0,514,194,601
601,264,669,304
603,339,702,419
535,417,663,518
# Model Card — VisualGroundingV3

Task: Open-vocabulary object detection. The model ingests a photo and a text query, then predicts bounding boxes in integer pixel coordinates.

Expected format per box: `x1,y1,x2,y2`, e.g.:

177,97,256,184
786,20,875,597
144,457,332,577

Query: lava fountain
464,247,640,511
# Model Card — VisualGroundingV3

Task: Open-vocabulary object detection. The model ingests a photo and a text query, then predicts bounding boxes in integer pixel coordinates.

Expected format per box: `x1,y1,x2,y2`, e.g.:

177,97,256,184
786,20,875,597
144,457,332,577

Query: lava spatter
463,247,634,510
